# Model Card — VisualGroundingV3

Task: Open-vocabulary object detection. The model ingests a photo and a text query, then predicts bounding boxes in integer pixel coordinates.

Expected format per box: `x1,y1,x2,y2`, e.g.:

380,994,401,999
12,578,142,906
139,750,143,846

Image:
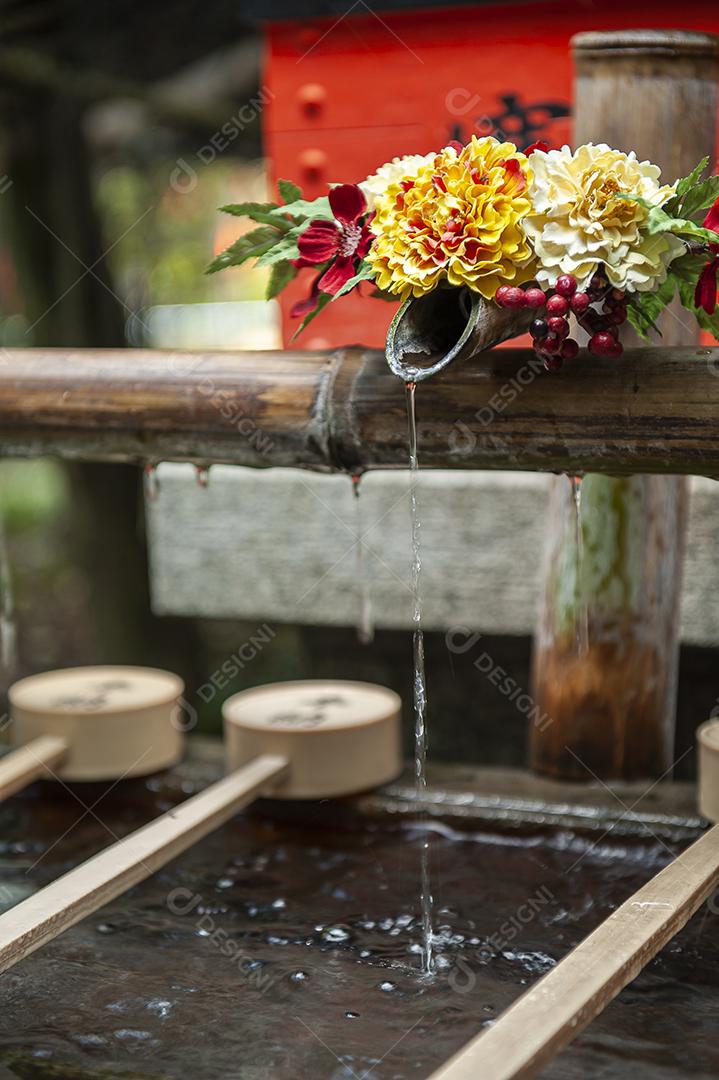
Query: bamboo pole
530,29,719,780
0,345,719,475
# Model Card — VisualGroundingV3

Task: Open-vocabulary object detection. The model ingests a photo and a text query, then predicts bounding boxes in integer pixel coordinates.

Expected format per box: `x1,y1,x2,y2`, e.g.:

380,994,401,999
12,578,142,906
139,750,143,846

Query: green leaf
636,203,719,243
220,201,278,216
678,175,719,221
676,156,709,198
278,179,302,204
330,260,376,300
205,225,280,274
625,275,676,339
664,156,709,215
640,204,681,235
369,287,400,302
255,227,302,267
667,219,719,243
291,292,332,338
219,201,292,231
270,196,334,223
266,259,296,300
677,276,719,339
616,192,657,212
626,303,652,340
667,250,707,284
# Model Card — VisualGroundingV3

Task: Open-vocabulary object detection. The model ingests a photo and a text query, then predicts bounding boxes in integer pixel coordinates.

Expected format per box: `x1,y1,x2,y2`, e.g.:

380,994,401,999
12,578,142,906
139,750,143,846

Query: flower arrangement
209,139,719,373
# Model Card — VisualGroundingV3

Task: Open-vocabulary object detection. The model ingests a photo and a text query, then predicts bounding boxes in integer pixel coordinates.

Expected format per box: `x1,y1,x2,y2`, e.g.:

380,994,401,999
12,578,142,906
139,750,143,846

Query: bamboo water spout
0,345,719,475
385,286,533,382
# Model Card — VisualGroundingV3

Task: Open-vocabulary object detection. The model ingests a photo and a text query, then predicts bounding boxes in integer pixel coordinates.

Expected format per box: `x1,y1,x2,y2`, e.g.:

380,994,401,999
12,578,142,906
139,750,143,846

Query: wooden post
530,30,719,780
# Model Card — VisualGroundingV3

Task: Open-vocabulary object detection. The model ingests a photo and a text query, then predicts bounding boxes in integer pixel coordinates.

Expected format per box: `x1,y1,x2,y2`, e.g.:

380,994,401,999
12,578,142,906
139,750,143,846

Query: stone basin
0,741,714,1080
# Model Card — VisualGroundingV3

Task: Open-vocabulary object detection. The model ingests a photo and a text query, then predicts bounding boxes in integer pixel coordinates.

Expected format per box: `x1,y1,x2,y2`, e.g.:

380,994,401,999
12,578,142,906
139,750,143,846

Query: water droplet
216,877,233,890
74,1034,107,1048
344,1011,360,1020
379,981,396,992
145,999,173,1019
0,514,17,673
350,473,374,645
290,971,308,983
567,474,589,655
272,898,286,909
144,462,160,501
96,923,117,935
323,926,351,943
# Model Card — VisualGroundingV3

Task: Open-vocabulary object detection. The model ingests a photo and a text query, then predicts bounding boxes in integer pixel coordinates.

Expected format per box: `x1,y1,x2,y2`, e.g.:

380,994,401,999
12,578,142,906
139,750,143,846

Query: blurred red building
261,1,719,348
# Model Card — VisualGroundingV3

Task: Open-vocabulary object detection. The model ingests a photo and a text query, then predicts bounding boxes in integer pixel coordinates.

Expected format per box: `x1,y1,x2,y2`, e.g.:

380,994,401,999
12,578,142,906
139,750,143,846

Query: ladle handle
0,752,288,975
430,822,719,1080
0,736,69,801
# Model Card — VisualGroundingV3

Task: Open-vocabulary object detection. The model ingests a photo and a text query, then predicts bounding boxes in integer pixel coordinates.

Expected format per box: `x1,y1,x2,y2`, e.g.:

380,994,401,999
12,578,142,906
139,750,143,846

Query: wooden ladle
0,666,185,801
0,679,401,974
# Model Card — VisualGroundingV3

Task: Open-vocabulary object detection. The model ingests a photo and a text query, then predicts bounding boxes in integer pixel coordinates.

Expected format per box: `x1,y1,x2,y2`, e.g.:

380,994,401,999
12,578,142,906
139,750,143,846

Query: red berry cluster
495,268,627,372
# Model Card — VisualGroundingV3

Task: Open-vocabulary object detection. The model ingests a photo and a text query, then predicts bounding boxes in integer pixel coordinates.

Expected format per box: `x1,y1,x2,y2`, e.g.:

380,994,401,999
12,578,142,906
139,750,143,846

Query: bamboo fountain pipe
1,345,719,475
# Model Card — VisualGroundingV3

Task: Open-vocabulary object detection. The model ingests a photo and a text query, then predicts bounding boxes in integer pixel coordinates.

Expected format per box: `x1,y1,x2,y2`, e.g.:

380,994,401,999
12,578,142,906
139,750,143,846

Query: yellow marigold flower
366,137,537,300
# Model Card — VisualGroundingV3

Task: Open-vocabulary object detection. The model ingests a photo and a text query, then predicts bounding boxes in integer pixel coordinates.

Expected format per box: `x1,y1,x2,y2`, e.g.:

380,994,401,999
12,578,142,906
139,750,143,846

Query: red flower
695,195,719,316
524,140,549,155
292,184,375,318
289,274,321,319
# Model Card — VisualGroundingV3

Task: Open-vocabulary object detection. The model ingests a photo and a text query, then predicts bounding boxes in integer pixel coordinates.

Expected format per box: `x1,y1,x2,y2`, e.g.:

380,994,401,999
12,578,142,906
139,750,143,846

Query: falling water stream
143,463,160,502
406,382,433,974
569,475,589,655
0,513,17,674
195,465,211,489
351,475,374,645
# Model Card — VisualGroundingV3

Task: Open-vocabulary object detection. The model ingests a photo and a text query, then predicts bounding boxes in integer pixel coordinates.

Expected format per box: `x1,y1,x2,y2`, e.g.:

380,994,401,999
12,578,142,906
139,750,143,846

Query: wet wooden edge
1,736,700,839
182,738,704,841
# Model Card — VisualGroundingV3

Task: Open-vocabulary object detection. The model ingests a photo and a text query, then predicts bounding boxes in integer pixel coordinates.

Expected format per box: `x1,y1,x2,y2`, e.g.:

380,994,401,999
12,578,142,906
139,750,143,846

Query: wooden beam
0,346,718,475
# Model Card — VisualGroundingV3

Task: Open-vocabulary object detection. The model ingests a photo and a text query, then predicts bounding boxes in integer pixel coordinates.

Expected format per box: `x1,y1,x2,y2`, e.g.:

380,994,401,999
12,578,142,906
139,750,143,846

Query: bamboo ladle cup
0,679,401,975
0,666,185,800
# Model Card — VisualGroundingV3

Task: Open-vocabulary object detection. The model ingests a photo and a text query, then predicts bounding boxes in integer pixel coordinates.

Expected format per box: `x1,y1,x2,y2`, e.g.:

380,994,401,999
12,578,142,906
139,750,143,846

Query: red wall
265,2,719,348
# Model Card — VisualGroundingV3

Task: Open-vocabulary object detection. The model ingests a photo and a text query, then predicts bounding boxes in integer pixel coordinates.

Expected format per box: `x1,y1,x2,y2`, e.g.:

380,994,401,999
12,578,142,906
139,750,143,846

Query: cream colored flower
524,143,684,293
360,153,435,210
